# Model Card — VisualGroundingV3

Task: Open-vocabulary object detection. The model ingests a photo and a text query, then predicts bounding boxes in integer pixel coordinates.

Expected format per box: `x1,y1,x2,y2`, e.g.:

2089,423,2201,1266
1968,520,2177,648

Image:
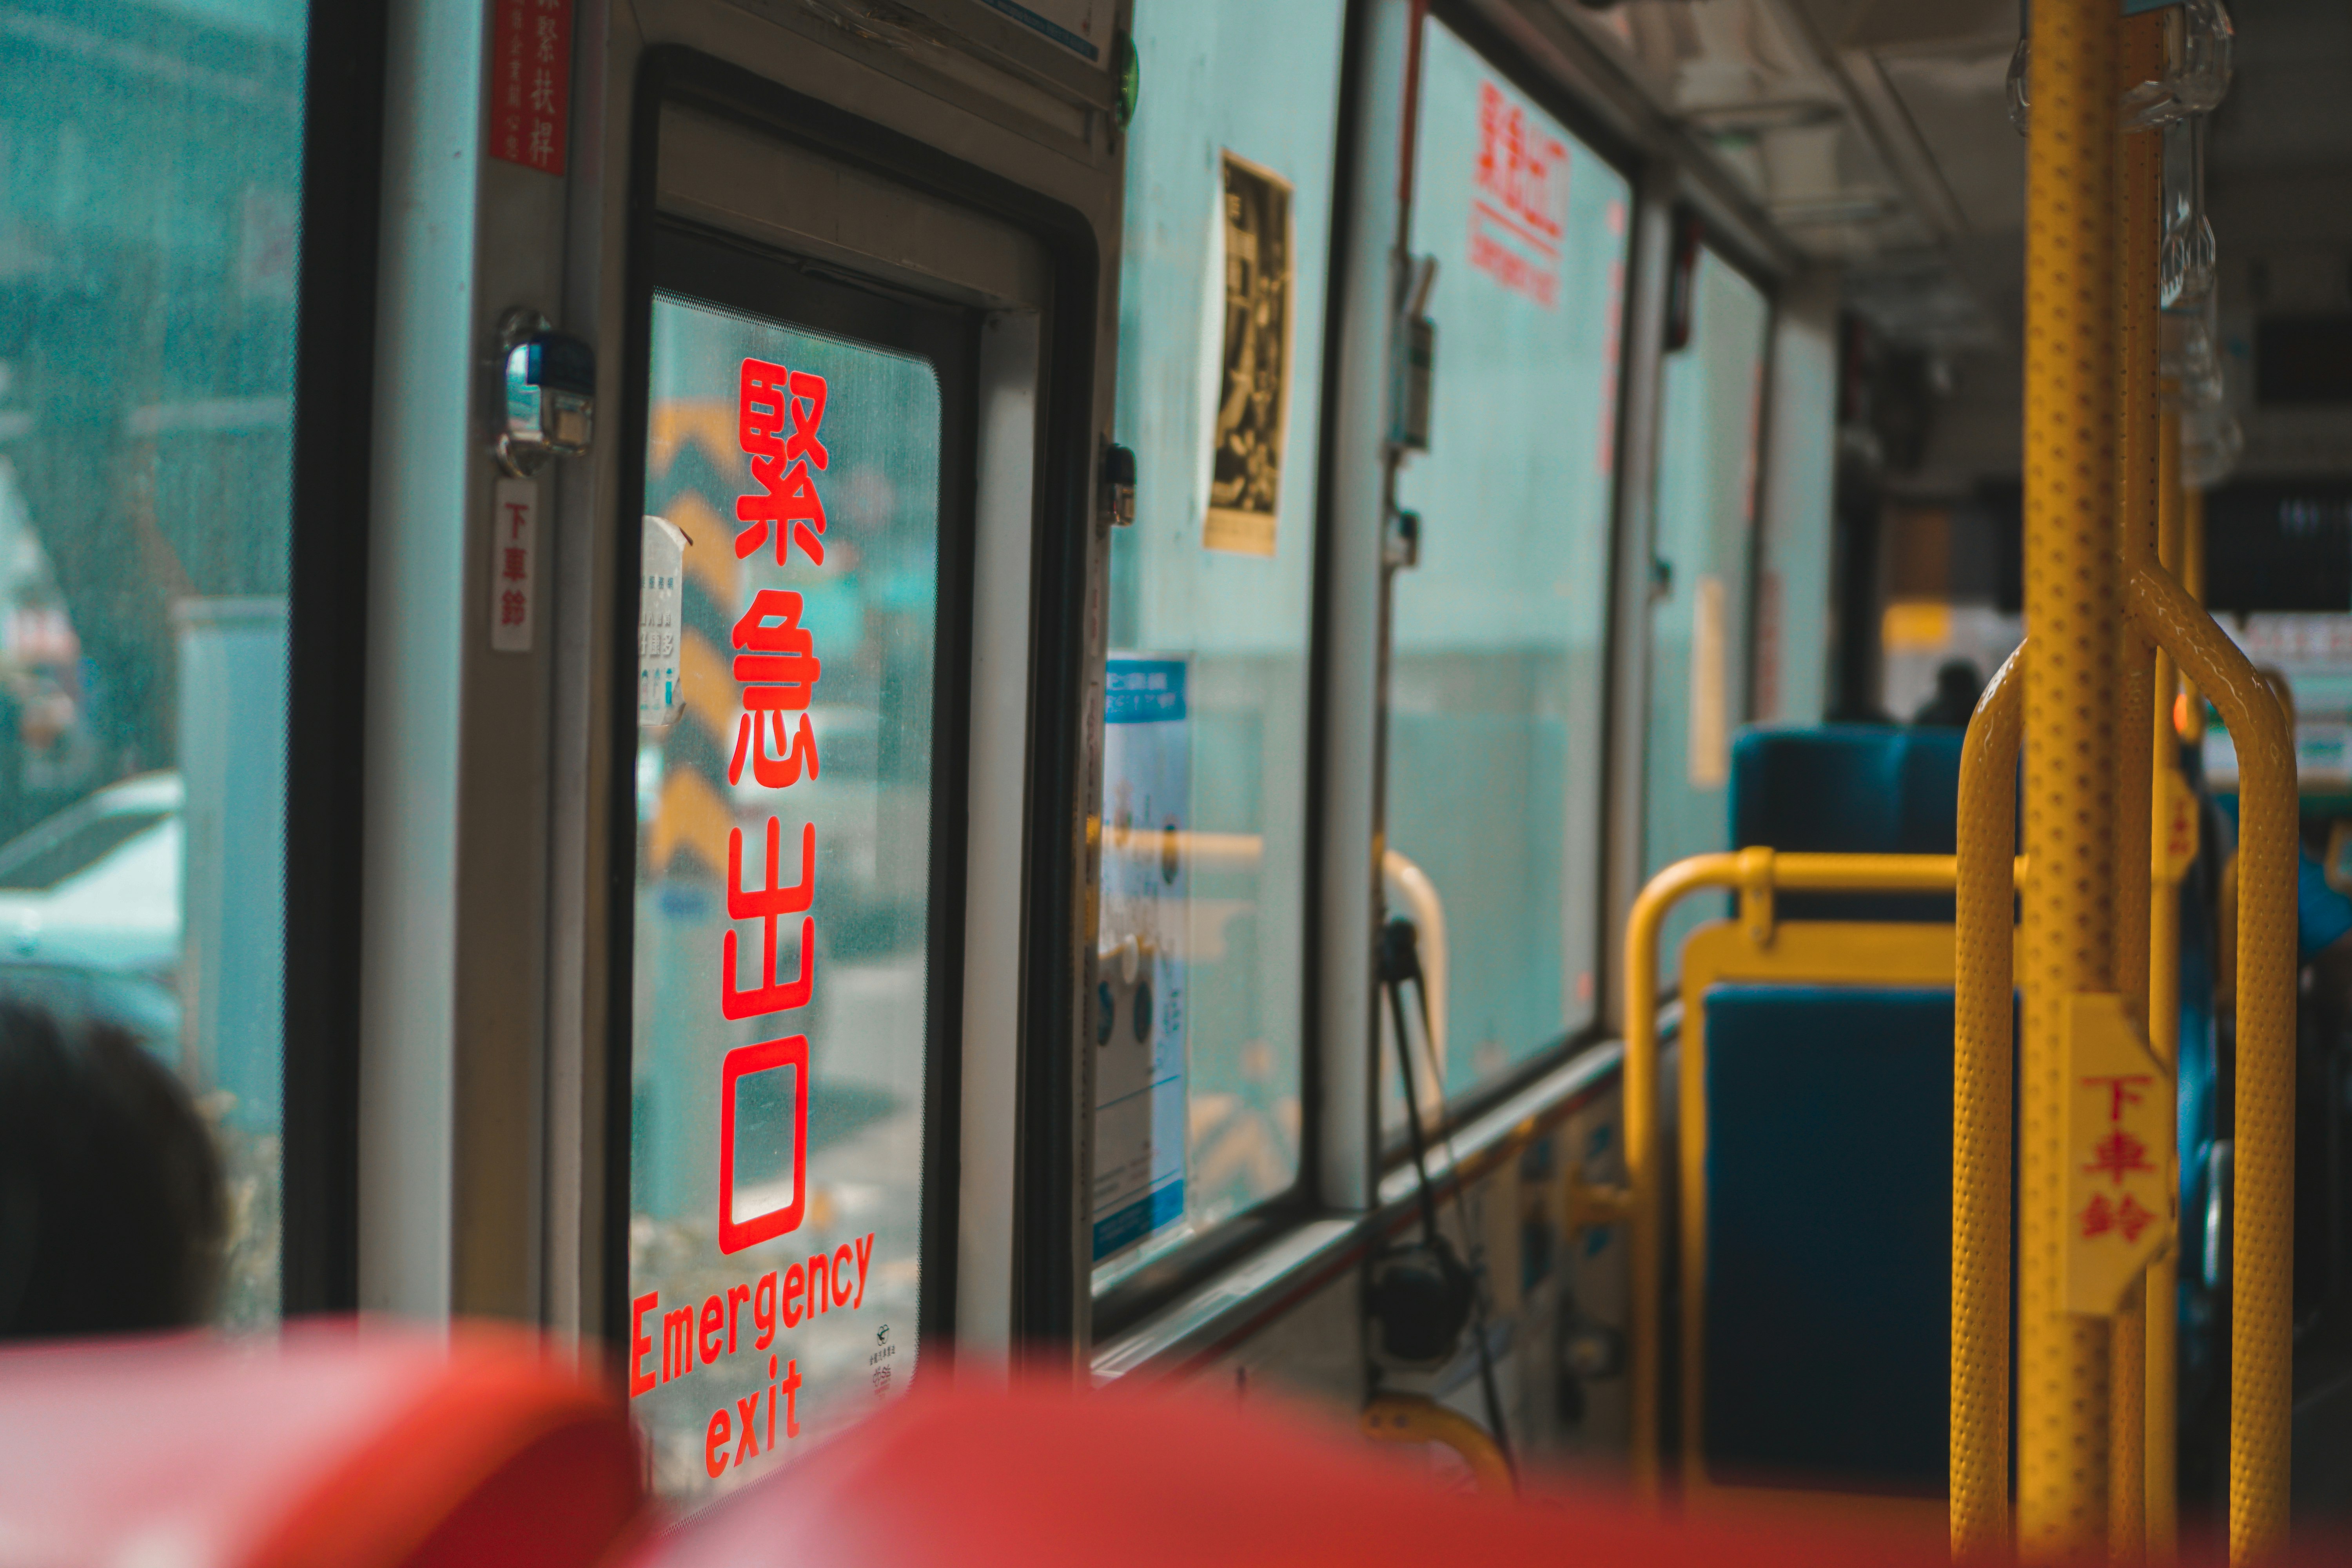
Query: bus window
1644,246,1770,962
626,252,967,1495
1383,20,1631,1122
0,0,307,1325
1092,0,1348,1292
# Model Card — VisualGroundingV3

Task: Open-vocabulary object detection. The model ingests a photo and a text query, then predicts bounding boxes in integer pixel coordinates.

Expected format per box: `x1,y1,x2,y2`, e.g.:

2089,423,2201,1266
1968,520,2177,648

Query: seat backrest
1730,728,1971,922
1698,984,1953,1496
0,1323,644,1568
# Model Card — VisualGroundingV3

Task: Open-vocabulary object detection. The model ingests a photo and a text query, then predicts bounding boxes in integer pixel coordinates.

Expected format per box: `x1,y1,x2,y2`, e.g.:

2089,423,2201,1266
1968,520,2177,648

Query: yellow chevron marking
650,764,735,881
665,490,739,608
678,628,738,752
649,399,737,483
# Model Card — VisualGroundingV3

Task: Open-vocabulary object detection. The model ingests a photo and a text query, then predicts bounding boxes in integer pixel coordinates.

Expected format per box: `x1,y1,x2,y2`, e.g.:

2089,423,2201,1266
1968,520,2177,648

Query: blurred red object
636,1377,1949,1568
0,1322,642,1568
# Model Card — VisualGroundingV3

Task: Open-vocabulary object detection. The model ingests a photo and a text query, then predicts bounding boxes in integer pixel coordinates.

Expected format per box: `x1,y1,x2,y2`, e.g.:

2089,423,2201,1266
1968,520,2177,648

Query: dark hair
0,1000,224,1337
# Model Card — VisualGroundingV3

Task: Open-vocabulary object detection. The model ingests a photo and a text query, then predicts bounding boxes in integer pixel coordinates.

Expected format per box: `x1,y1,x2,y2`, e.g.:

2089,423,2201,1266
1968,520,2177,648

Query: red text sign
489,0,572,176
2065,995,2174,1314
717,358,831,1257
1470,79,1568,308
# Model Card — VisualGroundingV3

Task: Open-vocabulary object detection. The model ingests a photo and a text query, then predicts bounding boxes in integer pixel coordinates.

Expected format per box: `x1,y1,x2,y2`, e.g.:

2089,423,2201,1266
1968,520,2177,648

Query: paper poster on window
1094,657,1189,1260
1204,154,1292,559
639,514,686,728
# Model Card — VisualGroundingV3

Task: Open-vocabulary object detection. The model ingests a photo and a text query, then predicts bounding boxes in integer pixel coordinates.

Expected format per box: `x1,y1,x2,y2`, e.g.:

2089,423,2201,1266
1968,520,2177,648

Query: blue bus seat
1730,727,1976,922
1699,984,1952,1495
1695,724,2220,1498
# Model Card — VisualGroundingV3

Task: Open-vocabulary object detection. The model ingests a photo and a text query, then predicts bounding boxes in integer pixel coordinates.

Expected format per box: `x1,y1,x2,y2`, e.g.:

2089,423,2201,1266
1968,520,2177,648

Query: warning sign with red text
488,0,572,175
629,294,946,1500
2066,992,2176,1314
1469,79,1568,309
490,477,536,652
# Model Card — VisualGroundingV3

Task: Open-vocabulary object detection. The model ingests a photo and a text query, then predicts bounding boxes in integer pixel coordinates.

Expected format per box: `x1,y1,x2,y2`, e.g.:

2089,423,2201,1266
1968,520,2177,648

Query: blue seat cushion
1701,985,1950,1494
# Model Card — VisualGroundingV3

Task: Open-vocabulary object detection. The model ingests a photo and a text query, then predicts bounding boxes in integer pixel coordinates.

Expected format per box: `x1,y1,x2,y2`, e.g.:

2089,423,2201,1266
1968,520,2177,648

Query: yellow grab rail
2125,565,2298,1561
2146,390,2189,1557
1100,828,1451,1091
1951,643,2025,1558
1625,847,2024,1499
1361,1394,1515,1494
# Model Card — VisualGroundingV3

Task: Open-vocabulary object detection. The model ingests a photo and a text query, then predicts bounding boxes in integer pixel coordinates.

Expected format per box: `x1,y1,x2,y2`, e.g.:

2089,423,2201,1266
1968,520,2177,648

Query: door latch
495,307,595,476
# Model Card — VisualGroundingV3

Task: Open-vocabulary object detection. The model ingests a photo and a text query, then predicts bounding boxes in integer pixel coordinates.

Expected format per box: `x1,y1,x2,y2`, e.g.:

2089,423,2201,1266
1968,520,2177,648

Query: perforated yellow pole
2112,23,2165,1548
2019,0,2121,1552
2123,568,2297,1562
1952,642,2024,1559
2146,396,2186,1560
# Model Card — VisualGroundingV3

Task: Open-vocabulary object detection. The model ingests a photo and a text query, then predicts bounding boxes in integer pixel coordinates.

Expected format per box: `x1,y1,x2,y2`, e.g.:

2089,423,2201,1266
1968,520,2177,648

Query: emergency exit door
619,221,978,1497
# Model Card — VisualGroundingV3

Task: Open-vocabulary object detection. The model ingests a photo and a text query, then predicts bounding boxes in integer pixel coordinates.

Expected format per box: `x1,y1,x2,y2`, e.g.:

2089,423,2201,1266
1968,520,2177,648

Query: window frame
1087,0,1373,1339
1368,0,1653,1163
617,218,982,1367
1637,218,1782,949
282,0,393,1316
608,48,1106,1352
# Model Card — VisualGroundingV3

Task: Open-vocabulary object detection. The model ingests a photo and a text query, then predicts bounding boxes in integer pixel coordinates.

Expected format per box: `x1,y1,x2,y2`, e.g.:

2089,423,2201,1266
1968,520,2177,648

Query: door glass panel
630,290,941,1498
1384,20,1631,1124
1644,247,1770,963
1092,0,1348,1289
0,0,307,1327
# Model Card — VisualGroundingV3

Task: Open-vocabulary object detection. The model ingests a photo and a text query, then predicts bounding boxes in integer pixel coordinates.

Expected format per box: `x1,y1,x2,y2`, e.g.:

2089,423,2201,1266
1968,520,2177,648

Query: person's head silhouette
0,1000,223,1338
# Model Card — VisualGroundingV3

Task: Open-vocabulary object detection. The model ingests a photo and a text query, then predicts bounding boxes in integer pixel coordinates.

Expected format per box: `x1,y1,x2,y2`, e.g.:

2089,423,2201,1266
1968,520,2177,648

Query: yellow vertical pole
2111,21,2165,1550
1953,644,2025,1559
2146,398,2186,1560
2185,488,2206,608
2183,489,2207,740
2122,570,2298,1563
2020,0,2121,1553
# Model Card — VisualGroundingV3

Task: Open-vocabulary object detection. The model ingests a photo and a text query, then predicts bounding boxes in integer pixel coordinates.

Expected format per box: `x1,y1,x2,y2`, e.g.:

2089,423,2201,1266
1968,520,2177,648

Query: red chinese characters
735,359,829,565
1469,80,1569,308
2077,1071,2163,1241
498,498,529,630
728,592,822,789
2081,1192,2159,1243
717,354,832,1257
487,0,572,176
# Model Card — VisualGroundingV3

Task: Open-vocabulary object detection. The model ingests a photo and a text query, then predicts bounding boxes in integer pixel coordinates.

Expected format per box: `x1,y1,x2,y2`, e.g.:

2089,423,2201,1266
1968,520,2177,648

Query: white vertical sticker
639,513,687,728
490,476,537,652
1688,573,1729,788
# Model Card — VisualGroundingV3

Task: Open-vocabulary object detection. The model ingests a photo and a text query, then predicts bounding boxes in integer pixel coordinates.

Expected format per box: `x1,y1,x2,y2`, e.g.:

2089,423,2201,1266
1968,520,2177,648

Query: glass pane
629,293,940,1497
1383,20,1631,1125
0,0,307,1327
1092,0,1347,1288
1644,247,1771,962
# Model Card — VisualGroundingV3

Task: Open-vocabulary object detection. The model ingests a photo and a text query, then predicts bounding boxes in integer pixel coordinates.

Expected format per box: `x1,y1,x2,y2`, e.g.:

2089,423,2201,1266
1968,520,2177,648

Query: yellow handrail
2124,565,2298,1561
1625,846,2024,1499
1100,827,1450,1088
1360,1394,1514,1494
2147,385,2189,1559
1951,642,2025,1559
